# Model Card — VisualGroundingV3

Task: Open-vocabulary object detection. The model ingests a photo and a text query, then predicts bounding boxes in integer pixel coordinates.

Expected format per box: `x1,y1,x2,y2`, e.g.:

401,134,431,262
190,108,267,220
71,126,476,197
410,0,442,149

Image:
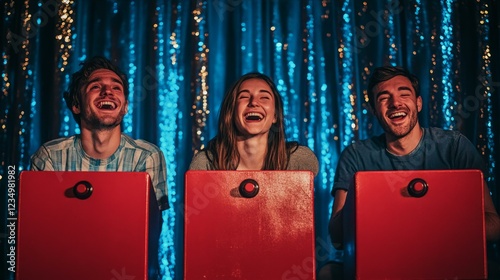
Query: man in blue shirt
319,66,500,279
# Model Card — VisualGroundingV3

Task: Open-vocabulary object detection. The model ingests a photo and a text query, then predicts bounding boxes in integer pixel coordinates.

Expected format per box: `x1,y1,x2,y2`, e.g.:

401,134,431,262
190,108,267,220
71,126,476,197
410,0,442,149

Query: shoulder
121,134,163,155
30,136,76,171
424,127,485,170
424,127,470,146
189,150,212,170
290,145,316,157
288,144,319,176
32,136,77,158
426,127,461,139
39,136,77,151
343,134,385,155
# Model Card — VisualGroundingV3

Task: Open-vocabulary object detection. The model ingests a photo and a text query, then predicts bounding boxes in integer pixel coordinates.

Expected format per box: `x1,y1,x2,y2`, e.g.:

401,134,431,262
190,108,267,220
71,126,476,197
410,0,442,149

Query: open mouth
96,101,117,110
388,111,407,121
245,112,264,121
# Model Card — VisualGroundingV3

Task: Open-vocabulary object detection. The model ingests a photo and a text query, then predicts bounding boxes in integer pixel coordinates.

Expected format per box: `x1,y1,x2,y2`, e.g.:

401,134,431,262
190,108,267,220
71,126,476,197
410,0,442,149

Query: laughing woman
189,72,318,176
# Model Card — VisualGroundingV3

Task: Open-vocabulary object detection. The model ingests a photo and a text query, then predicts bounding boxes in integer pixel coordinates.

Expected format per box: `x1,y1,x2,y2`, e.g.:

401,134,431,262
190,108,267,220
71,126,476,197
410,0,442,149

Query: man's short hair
63,56,129,124
367,66,420,110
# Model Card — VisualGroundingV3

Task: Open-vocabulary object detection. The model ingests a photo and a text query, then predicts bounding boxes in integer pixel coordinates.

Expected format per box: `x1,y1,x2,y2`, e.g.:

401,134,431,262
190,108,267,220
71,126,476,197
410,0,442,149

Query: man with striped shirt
30,56,169,211
30,56,168,279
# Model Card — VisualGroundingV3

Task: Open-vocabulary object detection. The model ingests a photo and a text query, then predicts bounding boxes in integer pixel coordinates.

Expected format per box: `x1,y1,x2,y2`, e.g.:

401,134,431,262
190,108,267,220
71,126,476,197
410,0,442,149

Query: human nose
248,95,259,107
100,84,112,95
388,96,402,108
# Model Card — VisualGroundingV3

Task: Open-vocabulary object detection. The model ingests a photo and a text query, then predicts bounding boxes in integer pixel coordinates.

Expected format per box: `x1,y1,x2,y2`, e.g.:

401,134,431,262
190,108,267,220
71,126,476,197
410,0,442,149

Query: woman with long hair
189,72,318,175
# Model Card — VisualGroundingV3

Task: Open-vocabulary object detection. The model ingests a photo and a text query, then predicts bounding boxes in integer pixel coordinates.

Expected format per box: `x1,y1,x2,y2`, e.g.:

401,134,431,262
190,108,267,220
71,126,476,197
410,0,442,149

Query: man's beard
380,110,419,139
82,107,126,130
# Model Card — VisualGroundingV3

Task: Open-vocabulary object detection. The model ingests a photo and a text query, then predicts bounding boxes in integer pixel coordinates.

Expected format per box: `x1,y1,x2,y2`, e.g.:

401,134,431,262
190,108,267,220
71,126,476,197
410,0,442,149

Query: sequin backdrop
1,0,499,279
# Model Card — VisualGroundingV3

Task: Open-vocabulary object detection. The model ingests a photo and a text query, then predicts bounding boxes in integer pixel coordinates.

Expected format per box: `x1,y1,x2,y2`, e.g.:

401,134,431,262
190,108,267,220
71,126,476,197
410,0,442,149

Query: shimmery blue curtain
2,0,500,279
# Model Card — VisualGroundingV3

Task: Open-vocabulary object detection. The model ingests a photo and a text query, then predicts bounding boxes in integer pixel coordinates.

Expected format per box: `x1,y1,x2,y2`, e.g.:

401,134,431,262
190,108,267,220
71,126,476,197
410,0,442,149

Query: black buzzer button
239,179,259,198
73,181,93,200
407,178,428,198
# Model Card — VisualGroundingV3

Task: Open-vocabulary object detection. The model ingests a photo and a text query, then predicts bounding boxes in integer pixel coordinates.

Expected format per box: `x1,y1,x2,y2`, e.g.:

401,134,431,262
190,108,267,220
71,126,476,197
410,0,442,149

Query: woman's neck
236,134,268,170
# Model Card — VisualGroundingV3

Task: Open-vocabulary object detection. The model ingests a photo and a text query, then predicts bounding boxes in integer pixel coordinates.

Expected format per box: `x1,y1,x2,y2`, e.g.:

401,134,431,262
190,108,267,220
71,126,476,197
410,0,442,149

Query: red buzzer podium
16,171,161,280
344,170,487,279
184,171,316,279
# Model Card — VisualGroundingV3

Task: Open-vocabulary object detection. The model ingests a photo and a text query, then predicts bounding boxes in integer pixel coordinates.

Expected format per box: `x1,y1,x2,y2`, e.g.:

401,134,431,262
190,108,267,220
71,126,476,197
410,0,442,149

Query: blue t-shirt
332,127,487,195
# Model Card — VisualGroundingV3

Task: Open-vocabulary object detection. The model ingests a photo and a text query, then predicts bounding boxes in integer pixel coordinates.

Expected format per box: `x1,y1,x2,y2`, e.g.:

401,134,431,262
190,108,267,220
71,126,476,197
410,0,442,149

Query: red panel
344,170,487,279
16,171,159,280
184,171,316,280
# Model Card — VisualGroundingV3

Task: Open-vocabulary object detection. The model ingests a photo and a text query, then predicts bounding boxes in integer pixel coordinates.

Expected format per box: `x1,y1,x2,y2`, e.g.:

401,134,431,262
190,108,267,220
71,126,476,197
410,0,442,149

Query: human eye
377,94,389,102
88,83,101,91
238,92,249,99
260,91,273,100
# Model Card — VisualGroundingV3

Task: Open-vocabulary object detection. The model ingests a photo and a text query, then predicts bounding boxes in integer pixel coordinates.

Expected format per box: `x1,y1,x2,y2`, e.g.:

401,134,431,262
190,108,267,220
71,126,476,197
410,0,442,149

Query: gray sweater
189,145,319,176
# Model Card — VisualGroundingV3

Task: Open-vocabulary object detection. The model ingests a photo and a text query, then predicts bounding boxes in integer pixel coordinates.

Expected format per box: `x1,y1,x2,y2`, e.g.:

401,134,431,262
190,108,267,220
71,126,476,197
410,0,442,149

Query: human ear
417,96,422,113
72,101,80,114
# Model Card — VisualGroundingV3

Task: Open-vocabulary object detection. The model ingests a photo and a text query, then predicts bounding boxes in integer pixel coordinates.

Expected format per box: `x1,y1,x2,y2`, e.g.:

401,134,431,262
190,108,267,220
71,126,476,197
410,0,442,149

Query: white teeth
389,112,406,118
246,112,263,117
245,112,264,120
98,101,116,109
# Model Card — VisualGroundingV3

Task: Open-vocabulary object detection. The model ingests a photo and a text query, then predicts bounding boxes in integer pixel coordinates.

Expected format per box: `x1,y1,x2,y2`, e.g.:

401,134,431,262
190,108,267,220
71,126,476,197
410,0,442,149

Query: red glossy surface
184,171,316,280
16,171,159,280
344,170,487,279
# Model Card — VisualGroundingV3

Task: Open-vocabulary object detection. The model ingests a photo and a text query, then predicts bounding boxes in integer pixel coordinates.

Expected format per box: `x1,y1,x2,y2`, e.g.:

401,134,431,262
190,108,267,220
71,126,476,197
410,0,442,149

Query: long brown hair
205,72,297,170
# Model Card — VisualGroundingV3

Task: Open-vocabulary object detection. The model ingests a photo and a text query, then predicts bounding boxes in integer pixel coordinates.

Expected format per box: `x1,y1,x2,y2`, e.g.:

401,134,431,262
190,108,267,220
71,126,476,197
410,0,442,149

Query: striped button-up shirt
30,134,169,210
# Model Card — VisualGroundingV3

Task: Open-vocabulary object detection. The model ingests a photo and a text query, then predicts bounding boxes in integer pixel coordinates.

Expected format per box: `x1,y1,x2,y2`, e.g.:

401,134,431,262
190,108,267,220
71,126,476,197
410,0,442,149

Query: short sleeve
289,146,319,176
145,149,169,211
30,145,54,171
332,144,359,196
188,151,212,170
